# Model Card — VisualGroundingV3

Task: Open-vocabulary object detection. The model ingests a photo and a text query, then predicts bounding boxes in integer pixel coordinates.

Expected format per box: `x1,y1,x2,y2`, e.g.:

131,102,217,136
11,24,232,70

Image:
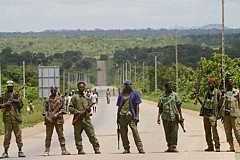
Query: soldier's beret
208,78,215,83
77,81,86,86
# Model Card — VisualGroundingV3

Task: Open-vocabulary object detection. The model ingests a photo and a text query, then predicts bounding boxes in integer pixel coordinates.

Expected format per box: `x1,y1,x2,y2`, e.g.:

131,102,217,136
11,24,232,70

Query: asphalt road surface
0,86,238,160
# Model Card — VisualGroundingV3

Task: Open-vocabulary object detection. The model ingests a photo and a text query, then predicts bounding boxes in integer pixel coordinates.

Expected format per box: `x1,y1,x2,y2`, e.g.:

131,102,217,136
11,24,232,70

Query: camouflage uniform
221,88,240,151
43,92,70,156
0,80,25,158
201,89,220,151
69,94,100,154
158,92,182,151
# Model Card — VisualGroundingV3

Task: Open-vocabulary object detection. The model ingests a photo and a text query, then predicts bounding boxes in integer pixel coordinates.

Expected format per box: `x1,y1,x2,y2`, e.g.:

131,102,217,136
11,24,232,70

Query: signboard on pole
38,66,60,98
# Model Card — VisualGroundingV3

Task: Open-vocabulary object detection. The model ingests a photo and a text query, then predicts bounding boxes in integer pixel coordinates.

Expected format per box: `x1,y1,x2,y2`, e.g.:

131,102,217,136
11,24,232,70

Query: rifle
117,123,120,149
1,86,24,113
45,103,62,123
179,119,186,132
72,103,95,125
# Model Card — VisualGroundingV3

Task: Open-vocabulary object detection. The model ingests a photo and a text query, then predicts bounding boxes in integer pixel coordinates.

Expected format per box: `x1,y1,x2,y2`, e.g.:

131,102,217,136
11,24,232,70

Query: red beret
208,78,215,83
77,81,86,86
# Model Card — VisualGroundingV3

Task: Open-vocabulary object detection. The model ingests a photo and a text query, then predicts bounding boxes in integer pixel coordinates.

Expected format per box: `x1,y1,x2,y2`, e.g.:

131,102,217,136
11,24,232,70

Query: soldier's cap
50,85,58,90
77,81,86,86
6,80,14,87
208,78,216,83
124,80,132,86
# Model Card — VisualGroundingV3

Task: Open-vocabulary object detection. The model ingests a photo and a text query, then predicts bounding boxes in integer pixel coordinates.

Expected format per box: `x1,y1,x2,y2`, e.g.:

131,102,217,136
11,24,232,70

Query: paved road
0,86,237,160
97,61,107,86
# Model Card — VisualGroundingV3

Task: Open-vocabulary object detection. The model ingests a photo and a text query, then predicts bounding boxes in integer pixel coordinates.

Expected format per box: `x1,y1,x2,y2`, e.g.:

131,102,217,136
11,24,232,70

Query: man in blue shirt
116,80,145,154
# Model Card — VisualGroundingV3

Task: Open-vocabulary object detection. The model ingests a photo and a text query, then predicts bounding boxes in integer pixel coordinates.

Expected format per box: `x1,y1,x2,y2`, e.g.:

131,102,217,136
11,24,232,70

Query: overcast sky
0,0,239,32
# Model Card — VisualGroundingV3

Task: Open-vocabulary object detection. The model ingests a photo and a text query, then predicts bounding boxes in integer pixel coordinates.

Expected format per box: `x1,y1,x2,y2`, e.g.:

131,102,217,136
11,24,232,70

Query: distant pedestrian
116,80,145,154
27,99,35,114
157,81,184,152
106,88,111,104
90,90,98,113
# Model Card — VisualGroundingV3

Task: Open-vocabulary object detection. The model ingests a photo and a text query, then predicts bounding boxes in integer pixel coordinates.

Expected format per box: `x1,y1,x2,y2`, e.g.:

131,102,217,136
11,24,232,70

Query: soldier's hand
85,107,91,113
3,102,12,107
134,117,139,124
157,118,161,125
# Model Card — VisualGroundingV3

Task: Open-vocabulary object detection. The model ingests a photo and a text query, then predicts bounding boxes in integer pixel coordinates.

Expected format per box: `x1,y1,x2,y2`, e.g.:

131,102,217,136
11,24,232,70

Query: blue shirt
116,90,142,119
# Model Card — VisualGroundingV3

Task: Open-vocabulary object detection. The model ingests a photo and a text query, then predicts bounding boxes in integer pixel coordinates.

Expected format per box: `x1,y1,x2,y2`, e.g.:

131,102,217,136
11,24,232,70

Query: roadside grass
0,98,44,135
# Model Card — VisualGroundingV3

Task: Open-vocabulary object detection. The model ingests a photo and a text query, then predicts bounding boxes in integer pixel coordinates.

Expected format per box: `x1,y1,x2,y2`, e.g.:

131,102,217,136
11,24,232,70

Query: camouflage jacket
0,91,24,123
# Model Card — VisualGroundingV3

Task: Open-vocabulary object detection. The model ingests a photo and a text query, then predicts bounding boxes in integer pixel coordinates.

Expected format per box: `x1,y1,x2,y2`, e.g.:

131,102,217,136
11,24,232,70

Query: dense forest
0,28,240,100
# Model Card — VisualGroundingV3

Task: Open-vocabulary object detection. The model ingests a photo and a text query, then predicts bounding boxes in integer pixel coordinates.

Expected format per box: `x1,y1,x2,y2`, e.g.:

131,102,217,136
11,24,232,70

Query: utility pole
221,0,225,89
134,63,137,85
125,61,128,80
154,55,157,94
175,32,179,93
0,58,1,95
23,61,26,98
122,64,125,83
142,61,145,93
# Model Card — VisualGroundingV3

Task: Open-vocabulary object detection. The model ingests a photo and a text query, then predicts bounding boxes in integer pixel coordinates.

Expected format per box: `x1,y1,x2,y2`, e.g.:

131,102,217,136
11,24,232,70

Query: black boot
2,152,9,158
18,151,26,157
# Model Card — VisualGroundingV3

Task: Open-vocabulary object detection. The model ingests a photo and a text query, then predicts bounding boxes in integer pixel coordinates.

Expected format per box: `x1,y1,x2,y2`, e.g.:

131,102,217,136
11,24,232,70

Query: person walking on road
69,81,101,154
90,90,98,113
157,81,184,152
220,77,240,152
43,85,70,156
106,88,111,104
0,80,26,158
116,80,145,154
197,78,221,152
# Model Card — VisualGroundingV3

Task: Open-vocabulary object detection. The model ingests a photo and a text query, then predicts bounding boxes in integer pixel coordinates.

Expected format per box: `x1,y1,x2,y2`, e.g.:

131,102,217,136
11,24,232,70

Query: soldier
157,81,184,152
69,81,101,154
197,78,221,152
116,80,145,154
0,80,26,158
221,77,240,152
43,85,70,156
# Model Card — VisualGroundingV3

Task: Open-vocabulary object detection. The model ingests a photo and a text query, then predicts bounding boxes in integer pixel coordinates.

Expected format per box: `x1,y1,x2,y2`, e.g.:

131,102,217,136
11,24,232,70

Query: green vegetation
0,31,239,135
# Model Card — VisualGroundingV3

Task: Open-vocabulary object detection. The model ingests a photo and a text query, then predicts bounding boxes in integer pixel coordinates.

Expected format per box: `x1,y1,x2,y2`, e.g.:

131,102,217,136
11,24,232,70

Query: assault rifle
117,123,120,149
1,86,24,113
44,103,66,123
179,119,186,132
72,103,95,125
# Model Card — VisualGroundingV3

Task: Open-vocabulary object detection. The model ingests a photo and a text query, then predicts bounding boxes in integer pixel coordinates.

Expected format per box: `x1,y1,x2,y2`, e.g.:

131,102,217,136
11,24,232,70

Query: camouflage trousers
73,118,100,151
119,114,143,151
4,122,23,149
223,115,240,144
203,115,220,149
45,124,66,148
162,120,179,149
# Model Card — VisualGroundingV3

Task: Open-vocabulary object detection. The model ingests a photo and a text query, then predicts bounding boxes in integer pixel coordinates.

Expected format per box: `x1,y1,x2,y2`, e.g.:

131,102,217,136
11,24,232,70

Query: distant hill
0,25,240,36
